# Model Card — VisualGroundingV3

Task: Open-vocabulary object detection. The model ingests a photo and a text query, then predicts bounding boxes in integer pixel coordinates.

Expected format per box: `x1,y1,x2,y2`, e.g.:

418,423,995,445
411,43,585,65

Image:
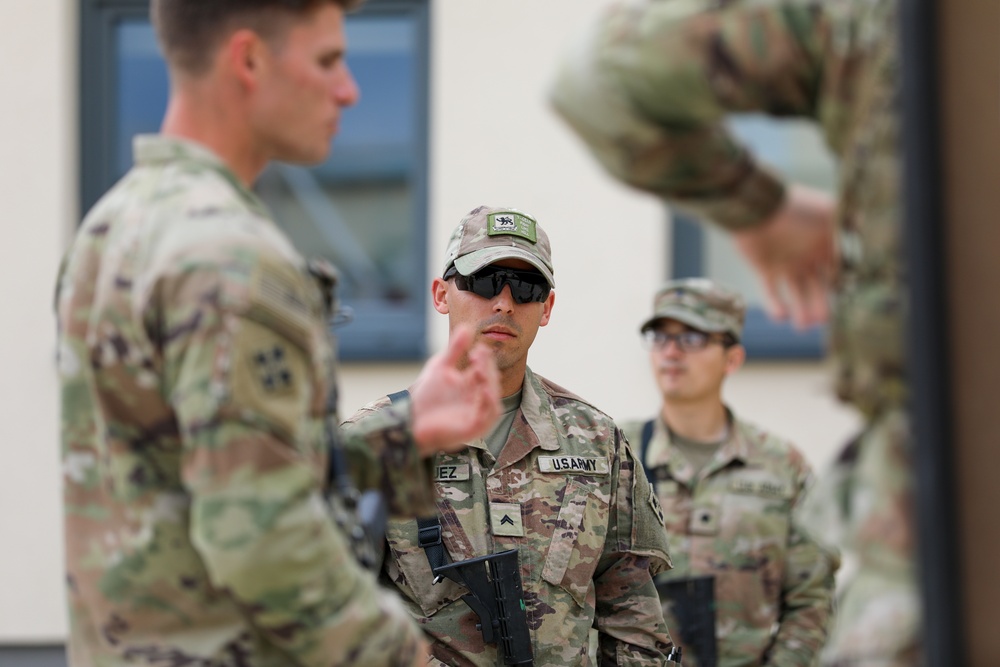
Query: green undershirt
486,390,523,459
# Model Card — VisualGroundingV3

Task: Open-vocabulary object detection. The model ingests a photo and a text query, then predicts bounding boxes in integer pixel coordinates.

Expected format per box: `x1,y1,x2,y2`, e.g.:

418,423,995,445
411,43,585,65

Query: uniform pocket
385,518,467,618
541,479,609,606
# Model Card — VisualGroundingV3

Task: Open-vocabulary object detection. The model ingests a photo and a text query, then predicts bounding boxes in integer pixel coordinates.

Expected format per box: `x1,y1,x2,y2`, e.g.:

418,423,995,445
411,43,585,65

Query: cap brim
639,306,730,335
454,247,555,288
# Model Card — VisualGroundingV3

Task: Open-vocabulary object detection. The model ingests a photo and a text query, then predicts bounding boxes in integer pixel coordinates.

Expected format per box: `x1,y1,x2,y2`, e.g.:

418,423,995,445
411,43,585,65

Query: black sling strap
640,418,656,485
387,389,448,572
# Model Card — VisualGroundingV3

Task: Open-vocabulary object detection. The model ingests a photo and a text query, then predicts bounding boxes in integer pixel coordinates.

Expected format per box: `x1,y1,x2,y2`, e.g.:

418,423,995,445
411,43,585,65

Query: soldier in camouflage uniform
549,0,918,665
55,1,503,665
621,279,837,667
342,205,675,666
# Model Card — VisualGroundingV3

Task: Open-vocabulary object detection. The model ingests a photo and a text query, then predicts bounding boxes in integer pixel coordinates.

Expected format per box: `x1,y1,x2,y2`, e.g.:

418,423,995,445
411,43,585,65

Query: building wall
0,0,859,644
0,0,77,644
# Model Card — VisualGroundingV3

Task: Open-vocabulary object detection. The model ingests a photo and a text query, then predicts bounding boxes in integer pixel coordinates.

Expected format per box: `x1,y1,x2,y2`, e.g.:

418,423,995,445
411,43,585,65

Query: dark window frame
79,0,432,361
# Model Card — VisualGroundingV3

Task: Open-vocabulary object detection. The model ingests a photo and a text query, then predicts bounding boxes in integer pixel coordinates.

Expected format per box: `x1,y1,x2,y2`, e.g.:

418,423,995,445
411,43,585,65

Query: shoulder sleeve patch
245,257,321,353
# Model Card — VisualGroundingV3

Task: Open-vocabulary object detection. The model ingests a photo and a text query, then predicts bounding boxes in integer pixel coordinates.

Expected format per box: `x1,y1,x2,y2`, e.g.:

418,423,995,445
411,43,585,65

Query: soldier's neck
660,400,729,444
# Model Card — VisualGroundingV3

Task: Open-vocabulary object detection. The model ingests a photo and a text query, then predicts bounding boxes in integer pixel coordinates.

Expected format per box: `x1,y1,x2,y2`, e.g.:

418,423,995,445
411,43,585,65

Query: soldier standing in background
343,205,675,666
549,0,917,664
622,279,837,667
55,1,502,665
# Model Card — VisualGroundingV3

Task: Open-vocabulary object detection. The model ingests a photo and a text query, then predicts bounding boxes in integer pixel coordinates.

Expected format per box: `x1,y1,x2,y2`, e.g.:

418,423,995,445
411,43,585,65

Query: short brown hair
150,0,365,75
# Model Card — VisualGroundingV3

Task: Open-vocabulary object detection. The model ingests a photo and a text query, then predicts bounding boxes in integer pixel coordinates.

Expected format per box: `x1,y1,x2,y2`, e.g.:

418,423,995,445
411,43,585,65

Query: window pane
103,4,428,360
115,20,167,178
255,13,421,315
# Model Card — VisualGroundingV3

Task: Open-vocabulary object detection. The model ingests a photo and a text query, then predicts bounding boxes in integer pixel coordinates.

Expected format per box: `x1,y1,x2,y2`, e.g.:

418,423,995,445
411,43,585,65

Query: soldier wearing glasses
621,279,837,667
343,205,675,666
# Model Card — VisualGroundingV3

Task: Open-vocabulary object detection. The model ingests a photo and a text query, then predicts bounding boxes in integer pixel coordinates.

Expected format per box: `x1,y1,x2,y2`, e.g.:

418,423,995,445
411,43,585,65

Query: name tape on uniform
537,456,609,475
434,463,471,482
729,479,791,499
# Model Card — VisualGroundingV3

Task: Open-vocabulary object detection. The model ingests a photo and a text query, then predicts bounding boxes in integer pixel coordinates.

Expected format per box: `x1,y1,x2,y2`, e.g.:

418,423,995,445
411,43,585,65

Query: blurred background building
0,1,860,663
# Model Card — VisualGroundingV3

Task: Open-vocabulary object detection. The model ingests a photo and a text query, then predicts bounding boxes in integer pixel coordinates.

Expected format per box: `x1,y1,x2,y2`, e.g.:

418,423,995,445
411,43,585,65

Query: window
81,0,430,360
670,115,838,358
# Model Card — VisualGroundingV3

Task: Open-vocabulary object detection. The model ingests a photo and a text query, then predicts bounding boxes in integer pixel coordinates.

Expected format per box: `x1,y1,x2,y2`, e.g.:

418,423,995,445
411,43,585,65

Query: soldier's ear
538,290,555,327
724,344,746,376
431,277,450,314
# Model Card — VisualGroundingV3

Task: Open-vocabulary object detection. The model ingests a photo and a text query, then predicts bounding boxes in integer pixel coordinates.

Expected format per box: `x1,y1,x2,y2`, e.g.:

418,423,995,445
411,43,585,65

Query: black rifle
432,549,534,666
656,575,717,667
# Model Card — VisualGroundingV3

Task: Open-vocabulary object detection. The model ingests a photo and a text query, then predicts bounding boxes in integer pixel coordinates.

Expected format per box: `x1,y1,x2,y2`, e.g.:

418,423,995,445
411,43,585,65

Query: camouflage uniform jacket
342,367,675,666
55,135,436,667
550,0,904,417
621,413,837,667
551,2,918,664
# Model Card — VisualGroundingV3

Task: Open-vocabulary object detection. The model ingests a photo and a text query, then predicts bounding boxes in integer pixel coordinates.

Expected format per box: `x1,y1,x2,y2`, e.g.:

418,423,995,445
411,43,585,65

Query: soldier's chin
276,143,331,166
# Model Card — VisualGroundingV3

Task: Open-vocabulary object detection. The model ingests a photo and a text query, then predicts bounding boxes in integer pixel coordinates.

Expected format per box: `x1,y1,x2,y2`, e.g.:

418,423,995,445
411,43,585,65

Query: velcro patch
251,344,294,395
246,262,317,353
729,479,791,499
433,463,471,482
490,503,524,537
689,506,719,535
487,212,537,243
537,456,609,475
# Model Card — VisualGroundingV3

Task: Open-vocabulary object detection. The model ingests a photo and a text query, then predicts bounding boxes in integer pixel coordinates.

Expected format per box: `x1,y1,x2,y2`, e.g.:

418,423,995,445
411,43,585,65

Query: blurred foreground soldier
622,279,837,667
549,0,918,664
55,1,502,665
343,206,675,666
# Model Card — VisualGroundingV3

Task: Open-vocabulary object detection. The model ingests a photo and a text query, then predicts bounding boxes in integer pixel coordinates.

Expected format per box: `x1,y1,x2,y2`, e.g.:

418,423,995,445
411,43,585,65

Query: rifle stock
432,549,533,666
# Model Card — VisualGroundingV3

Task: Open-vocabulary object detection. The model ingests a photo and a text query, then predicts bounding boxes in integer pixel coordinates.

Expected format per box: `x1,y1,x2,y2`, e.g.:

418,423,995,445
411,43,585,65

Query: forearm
341,398,437,519
766,509,839,664
595,554,674,664
550,0,840,230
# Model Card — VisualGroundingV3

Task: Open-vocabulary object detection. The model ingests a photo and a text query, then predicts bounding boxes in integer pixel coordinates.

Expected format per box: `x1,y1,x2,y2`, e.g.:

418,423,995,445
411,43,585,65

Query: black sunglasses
444,265,551,304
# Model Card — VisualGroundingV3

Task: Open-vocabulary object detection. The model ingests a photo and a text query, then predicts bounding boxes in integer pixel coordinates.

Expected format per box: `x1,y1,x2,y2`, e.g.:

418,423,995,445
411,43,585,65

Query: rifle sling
640,418,656,484
387,389,448,572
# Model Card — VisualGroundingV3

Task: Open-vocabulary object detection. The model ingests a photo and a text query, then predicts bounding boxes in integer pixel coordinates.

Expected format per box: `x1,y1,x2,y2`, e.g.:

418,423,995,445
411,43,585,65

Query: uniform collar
647,406,755,484
478,367,561,470
132,134,271,218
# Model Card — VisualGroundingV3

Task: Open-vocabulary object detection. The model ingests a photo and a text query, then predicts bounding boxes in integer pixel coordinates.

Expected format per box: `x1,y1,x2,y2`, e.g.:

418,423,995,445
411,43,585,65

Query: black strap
640,419,656,485
387,389,449,573
417,516,447,572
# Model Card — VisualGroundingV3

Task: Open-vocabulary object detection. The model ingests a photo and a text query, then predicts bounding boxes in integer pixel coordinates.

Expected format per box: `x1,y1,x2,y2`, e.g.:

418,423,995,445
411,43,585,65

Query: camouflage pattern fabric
56,135,433,666
621,413,838,667
551,0,917,663
640,278,746,339
796,407,919,667
342,367,675,666
442,205,555,287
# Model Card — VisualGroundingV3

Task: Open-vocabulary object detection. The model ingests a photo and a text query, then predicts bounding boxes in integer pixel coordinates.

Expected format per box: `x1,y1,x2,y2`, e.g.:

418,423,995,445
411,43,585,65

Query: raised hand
732,184,838,329
410,324,502,456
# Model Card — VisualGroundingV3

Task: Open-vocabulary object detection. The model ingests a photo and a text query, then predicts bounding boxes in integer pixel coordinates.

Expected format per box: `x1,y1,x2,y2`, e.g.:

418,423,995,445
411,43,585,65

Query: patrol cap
640,278,746,340
442,205,555,288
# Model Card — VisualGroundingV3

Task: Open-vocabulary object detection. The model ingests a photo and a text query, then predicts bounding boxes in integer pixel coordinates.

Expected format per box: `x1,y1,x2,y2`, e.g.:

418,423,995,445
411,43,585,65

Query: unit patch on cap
487,211,537,243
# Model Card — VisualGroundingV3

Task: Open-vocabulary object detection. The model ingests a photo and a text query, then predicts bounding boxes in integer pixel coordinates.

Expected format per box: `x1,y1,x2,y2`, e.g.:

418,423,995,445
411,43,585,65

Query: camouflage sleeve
595,429,675,663
340,396,438,519
766,462,841,666
162,252,427,666
549,0,844,230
